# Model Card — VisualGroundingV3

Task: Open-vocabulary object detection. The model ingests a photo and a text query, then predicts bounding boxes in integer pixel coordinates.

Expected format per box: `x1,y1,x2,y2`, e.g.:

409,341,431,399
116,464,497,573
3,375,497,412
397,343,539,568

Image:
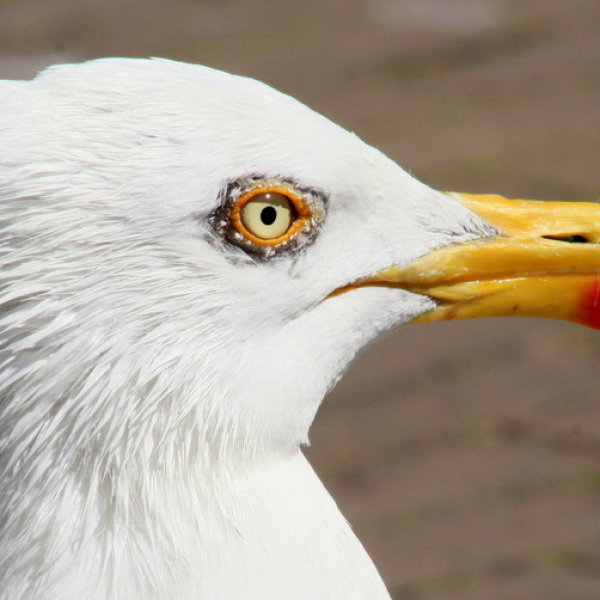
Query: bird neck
2,449,390,599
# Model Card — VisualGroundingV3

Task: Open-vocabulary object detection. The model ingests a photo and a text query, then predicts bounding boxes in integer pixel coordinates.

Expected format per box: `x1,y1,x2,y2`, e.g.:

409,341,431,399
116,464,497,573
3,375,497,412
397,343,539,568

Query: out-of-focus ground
1,1,599,597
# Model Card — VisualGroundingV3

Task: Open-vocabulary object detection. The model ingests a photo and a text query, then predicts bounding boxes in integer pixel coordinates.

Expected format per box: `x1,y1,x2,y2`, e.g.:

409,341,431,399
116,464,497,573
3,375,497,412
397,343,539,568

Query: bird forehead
33,58,352,153
6,58,468,260
18,59,379,216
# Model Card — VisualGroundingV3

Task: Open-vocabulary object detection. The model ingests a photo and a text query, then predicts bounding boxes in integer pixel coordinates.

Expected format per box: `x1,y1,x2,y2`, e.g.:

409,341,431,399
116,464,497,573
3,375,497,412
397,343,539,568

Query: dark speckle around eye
209,174,327,259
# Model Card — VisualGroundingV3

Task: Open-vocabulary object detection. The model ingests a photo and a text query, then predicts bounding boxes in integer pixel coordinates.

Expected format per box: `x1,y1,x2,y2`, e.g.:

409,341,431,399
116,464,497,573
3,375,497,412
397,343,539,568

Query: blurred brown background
1,1,599,598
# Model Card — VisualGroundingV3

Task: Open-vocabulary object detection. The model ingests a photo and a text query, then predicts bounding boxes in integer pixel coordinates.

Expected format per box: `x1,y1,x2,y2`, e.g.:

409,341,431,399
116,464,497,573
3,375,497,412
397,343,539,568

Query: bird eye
210,176,327,257
229,186,313,248
239,192,296,241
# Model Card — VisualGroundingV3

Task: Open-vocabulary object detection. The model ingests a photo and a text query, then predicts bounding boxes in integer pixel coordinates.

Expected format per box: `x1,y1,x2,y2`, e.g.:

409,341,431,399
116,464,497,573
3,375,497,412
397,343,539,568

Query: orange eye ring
210,176,327,258
230,185,312,247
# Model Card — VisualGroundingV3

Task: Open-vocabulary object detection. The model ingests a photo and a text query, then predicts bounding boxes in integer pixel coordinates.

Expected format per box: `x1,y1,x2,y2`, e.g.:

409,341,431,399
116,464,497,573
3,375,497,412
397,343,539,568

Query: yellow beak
368,193,600,330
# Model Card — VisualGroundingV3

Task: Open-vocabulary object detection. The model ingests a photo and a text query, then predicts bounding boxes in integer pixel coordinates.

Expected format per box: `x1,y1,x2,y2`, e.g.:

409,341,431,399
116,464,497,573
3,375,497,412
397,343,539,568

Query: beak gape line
360,193,600,330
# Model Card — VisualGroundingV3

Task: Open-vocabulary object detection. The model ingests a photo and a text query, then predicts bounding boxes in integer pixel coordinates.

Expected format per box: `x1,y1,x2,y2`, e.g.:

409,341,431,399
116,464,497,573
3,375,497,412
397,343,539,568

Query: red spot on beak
580,277,600,330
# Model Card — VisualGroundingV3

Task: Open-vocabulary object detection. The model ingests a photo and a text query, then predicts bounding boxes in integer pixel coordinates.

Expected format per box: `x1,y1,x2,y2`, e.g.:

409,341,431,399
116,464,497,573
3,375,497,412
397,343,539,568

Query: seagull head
2,58,599,483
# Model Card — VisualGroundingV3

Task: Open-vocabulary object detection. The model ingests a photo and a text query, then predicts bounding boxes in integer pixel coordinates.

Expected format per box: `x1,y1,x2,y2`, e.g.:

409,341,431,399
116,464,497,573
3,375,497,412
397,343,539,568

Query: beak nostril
542,234,589,244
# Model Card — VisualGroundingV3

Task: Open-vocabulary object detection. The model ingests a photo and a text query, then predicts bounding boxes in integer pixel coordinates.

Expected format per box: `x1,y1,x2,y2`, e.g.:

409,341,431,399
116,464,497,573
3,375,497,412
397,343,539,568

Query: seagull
0,57,599,600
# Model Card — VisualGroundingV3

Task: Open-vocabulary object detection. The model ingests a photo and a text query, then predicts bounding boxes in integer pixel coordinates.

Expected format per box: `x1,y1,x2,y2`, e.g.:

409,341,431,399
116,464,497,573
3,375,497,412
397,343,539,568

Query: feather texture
0,58,491,599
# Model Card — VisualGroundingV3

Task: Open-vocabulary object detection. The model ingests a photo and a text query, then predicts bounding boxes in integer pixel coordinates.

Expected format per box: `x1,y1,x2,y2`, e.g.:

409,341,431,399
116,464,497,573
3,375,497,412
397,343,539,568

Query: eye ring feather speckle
209,175,327,259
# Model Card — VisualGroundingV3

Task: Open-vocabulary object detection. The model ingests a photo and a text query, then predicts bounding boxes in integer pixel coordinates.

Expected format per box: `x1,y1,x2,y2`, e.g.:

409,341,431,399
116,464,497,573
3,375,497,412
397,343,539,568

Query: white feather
0,58,492,599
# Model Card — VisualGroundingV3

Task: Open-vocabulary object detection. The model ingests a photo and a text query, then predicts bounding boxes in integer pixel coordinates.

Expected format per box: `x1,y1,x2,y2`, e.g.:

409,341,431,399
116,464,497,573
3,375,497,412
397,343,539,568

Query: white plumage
0,58,506,599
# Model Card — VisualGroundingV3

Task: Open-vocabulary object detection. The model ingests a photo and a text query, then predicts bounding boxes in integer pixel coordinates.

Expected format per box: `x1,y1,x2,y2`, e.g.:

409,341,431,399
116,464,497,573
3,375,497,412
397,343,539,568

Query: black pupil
260,206,278,226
